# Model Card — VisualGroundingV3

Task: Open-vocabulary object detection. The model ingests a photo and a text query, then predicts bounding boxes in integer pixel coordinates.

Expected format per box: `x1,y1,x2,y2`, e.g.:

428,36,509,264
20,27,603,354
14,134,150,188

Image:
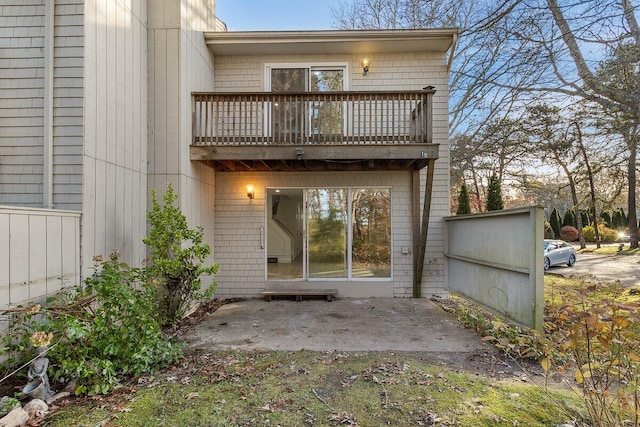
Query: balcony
191,89,438,172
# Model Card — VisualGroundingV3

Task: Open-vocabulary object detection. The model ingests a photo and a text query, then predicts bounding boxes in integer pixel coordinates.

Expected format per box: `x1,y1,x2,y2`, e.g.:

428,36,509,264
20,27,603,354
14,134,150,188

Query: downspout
43,0,55,208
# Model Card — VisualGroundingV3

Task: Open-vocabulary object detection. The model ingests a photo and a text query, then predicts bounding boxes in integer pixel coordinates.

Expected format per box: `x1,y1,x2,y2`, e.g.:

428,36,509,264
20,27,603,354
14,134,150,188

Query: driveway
547,251,640,288
183,298,490,354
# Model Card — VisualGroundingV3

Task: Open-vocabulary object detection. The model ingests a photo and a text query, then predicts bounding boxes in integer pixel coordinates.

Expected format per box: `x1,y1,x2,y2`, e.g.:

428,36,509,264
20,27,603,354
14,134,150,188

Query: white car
543,239,577,270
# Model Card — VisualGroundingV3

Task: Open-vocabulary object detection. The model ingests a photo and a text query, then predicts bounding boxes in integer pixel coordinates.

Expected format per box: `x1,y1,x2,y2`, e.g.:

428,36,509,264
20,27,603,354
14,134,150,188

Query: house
0,0,457,309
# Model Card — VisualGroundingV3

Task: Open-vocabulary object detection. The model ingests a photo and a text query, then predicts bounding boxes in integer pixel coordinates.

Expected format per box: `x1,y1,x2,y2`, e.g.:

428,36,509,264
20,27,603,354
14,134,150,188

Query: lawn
47,350,585,427
19,274,640,426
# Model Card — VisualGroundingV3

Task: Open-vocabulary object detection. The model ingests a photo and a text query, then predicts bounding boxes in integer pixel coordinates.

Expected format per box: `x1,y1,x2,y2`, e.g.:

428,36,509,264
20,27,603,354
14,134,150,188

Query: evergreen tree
544,220,555,239
600,211,612,228
550,207,562,239
612,209,622,228
580,210,590,227
562,209,576,228
486,174,504,211
456,183,471,215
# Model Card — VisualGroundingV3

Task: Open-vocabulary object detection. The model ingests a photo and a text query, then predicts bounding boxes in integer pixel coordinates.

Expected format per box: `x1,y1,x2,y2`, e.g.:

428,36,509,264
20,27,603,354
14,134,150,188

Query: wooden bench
261,289,338,302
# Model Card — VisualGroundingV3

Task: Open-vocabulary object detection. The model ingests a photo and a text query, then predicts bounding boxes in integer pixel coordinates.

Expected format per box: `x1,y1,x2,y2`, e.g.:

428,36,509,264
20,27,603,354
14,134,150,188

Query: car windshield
543,241,550,250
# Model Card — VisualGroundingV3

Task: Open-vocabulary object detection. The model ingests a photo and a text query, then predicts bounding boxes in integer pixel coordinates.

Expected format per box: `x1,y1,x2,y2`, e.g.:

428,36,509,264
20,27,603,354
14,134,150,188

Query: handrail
192,90,433,146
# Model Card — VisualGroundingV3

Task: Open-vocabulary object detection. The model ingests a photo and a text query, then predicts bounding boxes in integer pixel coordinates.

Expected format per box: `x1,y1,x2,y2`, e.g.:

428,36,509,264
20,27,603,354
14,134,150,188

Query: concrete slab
183,298,489,353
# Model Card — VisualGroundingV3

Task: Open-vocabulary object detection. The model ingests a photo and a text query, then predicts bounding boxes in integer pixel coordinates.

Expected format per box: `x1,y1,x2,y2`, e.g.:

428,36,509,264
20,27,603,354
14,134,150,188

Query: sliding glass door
269,66,345,141
307,189,348,278
267,187,391,281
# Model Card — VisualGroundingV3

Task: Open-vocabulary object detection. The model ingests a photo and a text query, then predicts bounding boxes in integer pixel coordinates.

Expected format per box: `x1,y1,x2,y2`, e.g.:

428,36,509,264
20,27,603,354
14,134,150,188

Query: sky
216,0,343,31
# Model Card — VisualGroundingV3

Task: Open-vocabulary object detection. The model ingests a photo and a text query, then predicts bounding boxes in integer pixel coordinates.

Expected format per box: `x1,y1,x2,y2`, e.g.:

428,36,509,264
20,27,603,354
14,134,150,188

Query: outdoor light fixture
246,185,255,199
360,58,371,76
295,147,303,161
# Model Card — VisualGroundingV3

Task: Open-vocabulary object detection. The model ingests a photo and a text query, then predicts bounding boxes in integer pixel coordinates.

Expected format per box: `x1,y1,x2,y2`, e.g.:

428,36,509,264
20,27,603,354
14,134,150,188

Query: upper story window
267,64,347,139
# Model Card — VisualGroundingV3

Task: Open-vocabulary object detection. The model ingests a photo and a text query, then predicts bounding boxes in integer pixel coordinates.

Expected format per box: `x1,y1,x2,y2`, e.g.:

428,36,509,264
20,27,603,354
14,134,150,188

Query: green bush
144,185,219,327
560,225,579,242
1,254,182,396
582,224,619,243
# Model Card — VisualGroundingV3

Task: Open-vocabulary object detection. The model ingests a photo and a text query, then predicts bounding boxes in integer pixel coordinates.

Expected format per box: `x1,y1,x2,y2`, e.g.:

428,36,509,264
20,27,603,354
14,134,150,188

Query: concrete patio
183,297,490,353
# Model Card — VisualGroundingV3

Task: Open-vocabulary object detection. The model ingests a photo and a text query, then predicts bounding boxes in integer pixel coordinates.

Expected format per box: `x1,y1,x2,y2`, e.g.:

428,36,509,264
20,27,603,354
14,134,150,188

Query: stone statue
22,357,54,400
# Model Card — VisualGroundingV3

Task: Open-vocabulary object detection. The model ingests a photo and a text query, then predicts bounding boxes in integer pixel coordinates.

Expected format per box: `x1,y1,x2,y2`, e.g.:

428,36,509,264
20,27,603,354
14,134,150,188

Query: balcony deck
191,89,438,172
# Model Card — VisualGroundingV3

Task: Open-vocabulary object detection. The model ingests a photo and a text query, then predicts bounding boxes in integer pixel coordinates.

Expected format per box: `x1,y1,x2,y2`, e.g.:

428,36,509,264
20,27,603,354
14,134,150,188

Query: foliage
582,224,619,243
612,208,627,229
144,184,219,327
562,210,576,228
580,210,590,227
1,254,182,396
544,220,555,239
438,296,547,361
456,183,472,214
560,226,579,242
543,282,640,426
600,211,612,228
550,208,562,239
486,174,504,211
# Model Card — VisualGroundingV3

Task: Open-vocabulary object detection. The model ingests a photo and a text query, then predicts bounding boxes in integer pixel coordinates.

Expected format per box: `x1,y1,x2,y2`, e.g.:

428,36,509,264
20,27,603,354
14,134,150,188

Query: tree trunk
628,142,638,249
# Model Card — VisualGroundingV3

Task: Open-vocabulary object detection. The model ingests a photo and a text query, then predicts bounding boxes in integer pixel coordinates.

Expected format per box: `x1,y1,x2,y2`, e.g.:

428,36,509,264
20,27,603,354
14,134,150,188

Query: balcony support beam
191,143,439,162
412,158,436,298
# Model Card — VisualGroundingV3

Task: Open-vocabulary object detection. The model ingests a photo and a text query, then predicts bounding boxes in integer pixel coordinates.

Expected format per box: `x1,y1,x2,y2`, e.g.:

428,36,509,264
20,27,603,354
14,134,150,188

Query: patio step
261,289,338,302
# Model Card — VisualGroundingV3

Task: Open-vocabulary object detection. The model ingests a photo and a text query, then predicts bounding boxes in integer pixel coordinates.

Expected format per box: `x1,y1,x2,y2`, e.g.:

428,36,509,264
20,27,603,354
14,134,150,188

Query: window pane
351,189,391,278
311,69,343,136
271,68,308,140
307,189,348,278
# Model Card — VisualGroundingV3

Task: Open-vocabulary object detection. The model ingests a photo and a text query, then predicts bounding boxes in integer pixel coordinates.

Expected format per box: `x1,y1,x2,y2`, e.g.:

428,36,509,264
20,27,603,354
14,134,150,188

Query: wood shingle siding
0,2,46,207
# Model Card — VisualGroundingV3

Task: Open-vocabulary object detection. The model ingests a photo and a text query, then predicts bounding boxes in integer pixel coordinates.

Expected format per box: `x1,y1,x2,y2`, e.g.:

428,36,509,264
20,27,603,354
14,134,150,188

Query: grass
37,275,640,426
579,244,640,255
46,350,585,427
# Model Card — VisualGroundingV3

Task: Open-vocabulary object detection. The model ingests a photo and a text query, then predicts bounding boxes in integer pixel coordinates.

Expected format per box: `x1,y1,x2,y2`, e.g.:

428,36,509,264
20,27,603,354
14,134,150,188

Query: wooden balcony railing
192,90,433,146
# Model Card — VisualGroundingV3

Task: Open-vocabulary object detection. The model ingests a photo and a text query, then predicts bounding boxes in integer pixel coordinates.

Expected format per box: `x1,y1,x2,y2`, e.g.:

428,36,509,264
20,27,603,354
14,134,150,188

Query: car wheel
567,254,576,267
544,257,550,270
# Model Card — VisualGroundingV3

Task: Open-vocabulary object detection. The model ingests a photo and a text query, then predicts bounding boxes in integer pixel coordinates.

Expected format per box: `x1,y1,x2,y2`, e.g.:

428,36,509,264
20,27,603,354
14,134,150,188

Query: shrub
544,220,555,239
543,282,640,426
144,184,219,327
1,254,182,396
559,225,579,242
582,224,619,243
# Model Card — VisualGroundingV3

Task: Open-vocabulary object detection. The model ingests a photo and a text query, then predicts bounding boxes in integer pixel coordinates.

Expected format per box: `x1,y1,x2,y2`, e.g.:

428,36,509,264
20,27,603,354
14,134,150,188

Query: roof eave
203,28,459,56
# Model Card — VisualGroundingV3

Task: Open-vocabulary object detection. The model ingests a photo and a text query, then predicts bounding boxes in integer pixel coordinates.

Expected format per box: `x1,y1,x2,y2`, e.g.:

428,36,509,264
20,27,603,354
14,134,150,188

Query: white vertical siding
148,0,217,289
82,0,148,274
0,2,46,207
0,206,80,309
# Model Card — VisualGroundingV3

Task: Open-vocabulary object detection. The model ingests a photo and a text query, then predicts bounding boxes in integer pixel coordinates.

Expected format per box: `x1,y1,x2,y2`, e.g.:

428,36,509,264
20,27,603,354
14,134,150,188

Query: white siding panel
0,207,80,309
28,215,48,299
82,0,148,275
0,215,10,305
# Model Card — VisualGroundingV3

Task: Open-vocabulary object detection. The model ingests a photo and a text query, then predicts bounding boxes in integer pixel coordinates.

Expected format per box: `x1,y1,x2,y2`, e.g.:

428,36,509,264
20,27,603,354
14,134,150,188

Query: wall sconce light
295,147,303,161
360,58,371,76
246,185,255,199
